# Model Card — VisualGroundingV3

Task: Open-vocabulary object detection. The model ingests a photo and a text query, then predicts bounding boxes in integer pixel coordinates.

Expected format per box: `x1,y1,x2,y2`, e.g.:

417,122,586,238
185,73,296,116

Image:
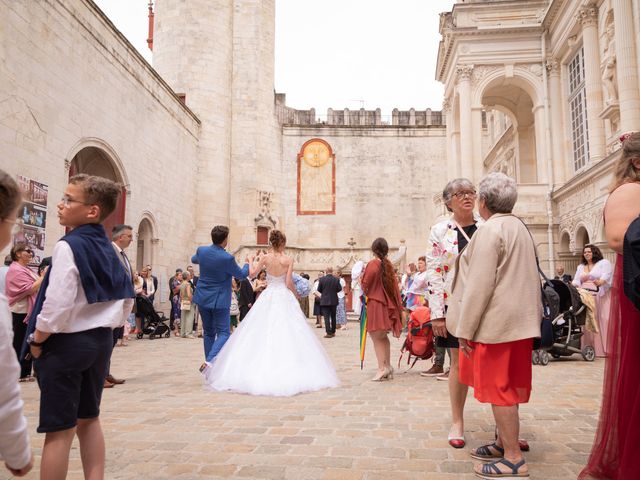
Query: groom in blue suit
192,226,251,369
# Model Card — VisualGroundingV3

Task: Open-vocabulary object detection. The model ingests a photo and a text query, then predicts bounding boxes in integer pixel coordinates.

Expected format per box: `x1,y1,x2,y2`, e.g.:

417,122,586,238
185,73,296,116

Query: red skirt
459,338,534,406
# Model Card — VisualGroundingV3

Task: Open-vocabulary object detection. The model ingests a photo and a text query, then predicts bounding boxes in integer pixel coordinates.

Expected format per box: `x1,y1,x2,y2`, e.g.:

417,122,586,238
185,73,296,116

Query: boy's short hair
211,225,230,245
69,174,121,221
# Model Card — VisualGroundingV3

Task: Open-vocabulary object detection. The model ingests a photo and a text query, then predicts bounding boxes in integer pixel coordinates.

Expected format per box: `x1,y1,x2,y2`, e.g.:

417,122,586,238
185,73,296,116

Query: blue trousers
199,306,231,363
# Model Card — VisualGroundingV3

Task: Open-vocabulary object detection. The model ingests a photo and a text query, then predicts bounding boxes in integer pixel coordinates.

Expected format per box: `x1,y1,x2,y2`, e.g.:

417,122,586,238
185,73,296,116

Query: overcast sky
94,0,455,115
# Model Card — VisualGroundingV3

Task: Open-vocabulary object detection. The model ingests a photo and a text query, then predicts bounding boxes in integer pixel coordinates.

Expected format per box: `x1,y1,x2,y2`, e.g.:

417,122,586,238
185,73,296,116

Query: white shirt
36,241,134,333
337,277,346,299
572,259,613,297
0,293,30,469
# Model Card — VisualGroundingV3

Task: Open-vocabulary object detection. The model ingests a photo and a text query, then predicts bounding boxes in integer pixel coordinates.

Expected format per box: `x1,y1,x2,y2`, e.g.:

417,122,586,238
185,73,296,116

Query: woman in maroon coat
361,237,402,381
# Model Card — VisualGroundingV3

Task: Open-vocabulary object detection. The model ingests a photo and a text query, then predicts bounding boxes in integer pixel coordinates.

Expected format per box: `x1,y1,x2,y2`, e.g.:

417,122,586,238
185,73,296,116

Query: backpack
398,312,434,369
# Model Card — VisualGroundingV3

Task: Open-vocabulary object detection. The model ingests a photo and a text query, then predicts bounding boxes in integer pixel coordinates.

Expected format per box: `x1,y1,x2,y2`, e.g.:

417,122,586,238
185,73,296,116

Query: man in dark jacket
237,277,255,321
317,266,342,338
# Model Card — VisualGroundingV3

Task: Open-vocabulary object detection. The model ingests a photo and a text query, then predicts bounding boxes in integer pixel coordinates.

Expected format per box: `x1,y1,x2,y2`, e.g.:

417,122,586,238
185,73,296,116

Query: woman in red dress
580,132,640,479
361,237,403,381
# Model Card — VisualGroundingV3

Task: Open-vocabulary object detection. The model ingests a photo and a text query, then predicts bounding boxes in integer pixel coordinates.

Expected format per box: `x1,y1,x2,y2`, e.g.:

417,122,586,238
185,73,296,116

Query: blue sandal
470,443,504,461
475,458,529,479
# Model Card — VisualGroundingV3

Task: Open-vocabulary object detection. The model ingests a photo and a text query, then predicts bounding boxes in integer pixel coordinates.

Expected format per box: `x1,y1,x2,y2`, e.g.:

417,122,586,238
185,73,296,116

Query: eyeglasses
453,190,477,199
19,249,33,255
60,196,91,208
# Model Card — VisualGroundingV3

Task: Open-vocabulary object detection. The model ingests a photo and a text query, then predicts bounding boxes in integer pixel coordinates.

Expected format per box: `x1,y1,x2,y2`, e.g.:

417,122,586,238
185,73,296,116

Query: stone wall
280,125,447,263
0,0,201,307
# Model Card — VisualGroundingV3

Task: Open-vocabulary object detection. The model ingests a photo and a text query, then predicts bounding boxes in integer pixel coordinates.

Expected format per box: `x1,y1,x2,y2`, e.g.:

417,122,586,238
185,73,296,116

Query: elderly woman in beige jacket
447,173,541,479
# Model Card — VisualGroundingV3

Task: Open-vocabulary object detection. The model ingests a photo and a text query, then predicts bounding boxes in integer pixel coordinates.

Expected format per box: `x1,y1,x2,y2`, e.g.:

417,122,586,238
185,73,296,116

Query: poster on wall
14,175,48,267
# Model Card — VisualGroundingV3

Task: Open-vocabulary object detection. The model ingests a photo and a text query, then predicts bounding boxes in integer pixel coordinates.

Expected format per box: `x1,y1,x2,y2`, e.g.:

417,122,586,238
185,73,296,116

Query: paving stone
16,320,604,479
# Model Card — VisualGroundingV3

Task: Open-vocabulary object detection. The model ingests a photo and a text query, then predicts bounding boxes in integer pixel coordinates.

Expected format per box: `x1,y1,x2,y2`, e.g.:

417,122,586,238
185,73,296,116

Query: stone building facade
438,0,640,274
1,0,639,311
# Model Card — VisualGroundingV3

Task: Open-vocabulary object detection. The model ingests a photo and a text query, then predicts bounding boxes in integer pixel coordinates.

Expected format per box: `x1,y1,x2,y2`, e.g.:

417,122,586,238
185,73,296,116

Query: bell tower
152,0,235,244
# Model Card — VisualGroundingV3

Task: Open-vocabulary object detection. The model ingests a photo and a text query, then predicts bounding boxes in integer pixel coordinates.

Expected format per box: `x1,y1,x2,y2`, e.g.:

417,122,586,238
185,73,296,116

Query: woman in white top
573,244,613,357
0,169,33,476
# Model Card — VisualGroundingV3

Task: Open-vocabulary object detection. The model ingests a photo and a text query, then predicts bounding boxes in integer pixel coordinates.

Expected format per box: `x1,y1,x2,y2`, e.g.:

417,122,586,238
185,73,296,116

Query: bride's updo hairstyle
269,229,286,249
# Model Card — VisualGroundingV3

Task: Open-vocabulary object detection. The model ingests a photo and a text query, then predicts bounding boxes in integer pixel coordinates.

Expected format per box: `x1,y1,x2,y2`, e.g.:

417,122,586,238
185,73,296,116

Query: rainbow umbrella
359,296,367,369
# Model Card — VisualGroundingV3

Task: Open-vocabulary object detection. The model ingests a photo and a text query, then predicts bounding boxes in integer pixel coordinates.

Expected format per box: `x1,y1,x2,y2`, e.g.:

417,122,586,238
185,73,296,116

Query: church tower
152,0,281,248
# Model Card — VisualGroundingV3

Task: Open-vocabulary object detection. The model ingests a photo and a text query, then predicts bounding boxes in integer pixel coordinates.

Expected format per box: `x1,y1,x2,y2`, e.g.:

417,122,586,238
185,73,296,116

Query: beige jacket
447,213,541,344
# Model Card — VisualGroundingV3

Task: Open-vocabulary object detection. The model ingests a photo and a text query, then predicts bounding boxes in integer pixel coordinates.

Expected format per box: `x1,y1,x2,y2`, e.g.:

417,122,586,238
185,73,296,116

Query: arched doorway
137,218,154,271
68,146,126,236
576,226,590,251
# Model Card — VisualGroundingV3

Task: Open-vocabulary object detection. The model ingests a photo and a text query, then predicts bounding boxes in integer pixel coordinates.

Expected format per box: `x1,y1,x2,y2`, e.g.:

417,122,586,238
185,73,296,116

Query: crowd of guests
1,133,639,479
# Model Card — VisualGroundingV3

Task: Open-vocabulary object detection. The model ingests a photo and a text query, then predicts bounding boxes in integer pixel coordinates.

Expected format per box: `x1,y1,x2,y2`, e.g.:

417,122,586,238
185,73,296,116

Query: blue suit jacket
191,245,249,309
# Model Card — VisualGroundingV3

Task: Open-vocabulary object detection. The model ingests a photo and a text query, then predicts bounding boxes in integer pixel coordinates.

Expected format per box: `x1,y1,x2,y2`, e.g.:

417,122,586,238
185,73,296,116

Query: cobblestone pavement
15,319,602,480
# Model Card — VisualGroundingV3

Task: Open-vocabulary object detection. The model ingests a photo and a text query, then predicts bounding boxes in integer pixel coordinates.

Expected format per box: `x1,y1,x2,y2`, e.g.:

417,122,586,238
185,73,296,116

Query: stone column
577,5,605,161
443,98,457,177
533,104,548,183
456,65,474,179
612,0,640,132
546,58,566,184
471,107,484,181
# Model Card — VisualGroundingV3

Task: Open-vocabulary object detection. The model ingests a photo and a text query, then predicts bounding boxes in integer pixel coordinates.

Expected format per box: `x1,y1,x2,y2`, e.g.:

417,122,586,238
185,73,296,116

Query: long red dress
580,255,640,479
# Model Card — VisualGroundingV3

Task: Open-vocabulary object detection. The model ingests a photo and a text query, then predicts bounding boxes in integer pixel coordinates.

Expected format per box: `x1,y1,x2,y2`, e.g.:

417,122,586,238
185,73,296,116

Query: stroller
533,279,594,366
135,295,170,340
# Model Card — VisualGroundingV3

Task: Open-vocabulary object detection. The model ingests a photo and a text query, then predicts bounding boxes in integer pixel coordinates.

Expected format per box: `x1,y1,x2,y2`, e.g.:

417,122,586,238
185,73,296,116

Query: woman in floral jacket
426,178,482,449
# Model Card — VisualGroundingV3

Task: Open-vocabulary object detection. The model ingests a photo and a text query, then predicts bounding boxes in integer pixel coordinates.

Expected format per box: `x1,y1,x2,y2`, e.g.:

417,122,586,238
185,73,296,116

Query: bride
204,229,340,396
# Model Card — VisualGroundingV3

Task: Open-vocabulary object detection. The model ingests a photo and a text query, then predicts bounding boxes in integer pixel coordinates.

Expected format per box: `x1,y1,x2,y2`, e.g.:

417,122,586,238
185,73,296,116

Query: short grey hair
478,172,518,214
442,178,475,212
112,224,133,240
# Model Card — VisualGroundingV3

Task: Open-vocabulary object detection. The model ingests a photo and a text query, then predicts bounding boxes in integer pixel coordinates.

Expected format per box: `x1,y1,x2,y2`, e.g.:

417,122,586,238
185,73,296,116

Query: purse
180,299,191,311
516,216,557,350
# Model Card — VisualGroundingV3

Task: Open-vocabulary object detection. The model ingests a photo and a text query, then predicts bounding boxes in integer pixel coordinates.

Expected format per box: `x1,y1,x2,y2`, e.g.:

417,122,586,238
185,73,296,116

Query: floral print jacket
426,214,483,320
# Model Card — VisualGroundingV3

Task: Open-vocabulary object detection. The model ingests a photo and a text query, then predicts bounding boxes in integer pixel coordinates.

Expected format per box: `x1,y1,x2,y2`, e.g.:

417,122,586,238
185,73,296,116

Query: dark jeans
321,305,337,335
11,312,32,378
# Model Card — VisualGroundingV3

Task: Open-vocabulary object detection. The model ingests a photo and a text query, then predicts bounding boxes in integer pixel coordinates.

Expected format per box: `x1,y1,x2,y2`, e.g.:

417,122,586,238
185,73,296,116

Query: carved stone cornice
577,6,598,28
456,65,474,83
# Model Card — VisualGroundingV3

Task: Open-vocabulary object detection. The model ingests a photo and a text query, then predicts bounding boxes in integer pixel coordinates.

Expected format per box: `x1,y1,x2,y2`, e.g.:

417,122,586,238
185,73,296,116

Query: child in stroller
135,295,170,339
533,279,595,365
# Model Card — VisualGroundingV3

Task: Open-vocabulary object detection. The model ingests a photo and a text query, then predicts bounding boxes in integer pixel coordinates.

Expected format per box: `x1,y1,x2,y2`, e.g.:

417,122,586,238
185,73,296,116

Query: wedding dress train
204,273,339,396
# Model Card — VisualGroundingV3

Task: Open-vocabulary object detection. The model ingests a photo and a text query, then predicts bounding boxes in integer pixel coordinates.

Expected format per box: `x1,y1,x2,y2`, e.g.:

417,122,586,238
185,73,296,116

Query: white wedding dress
204,273,340,396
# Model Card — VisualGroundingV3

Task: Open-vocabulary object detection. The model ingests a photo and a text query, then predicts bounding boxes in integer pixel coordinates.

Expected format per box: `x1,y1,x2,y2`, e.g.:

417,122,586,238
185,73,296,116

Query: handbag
516,216,556,350
180,299,191,311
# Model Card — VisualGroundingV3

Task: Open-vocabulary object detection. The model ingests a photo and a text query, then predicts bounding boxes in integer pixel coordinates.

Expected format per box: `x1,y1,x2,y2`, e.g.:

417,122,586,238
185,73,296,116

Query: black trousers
107,326,124,377
11,312,32,378
321,305,337,335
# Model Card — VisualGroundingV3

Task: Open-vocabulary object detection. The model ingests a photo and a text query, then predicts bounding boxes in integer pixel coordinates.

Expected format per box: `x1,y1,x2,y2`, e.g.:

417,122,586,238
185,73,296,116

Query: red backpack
398,310,434,369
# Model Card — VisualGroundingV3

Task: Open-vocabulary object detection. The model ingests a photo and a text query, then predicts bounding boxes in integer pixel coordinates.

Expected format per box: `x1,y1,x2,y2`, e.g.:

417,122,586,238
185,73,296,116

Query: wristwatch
27,333,45,348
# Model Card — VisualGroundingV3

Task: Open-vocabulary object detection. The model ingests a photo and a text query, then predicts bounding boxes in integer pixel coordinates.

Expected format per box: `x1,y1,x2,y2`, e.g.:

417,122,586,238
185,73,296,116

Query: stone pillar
546,59,566,185
533,104,548,183
612,0,640,132
471,107,484,181
577,5,606,162
456,65,474,179
443,98,458,177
